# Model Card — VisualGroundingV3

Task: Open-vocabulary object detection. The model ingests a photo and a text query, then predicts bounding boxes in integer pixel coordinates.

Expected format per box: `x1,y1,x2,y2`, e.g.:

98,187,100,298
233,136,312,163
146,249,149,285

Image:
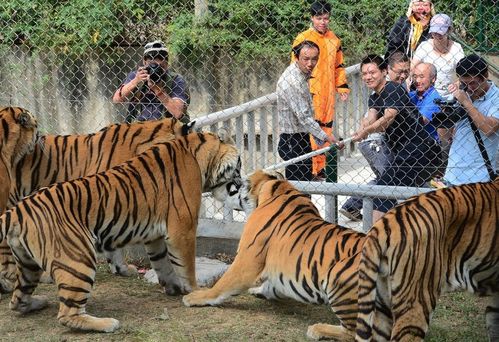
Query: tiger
0,116,192,295
0,106,39,212
355,177,499,342
183,169,367,341
0,130,241,332
0,106,39,297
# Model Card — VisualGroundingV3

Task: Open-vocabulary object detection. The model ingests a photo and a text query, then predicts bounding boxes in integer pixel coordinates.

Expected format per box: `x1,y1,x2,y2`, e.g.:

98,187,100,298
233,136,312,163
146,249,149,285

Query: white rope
264,137,353,171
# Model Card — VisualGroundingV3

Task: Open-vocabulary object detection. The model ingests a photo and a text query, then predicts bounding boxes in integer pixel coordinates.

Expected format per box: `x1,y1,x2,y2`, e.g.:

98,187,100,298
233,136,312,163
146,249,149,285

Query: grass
0,263,489,342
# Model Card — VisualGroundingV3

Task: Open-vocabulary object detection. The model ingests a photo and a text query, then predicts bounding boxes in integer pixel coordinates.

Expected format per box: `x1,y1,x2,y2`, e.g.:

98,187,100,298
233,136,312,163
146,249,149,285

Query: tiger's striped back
9,117,186,205
356,178,499,341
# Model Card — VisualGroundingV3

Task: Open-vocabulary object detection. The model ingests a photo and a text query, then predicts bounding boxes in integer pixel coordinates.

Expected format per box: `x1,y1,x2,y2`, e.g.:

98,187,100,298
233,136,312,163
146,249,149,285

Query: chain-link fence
0,0,497,228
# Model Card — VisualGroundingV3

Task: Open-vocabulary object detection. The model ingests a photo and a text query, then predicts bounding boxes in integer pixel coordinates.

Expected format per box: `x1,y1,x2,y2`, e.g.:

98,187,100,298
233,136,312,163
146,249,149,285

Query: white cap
144,40,168,56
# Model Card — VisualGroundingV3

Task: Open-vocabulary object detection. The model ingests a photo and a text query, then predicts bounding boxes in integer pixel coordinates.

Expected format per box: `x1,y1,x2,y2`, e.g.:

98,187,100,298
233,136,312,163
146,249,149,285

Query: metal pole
325,146,338,223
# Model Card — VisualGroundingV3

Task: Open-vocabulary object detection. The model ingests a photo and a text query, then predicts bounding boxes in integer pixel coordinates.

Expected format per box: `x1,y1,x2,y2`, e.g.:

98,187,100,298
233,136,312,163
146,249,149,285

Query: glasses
389,67,409,76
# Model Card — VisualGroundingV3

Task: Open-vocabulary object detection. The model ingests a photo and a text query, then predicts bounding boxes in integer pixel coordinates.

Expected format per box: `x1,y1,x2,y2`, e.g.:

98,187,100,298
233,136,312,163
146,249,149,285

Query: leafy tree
0,0,496,62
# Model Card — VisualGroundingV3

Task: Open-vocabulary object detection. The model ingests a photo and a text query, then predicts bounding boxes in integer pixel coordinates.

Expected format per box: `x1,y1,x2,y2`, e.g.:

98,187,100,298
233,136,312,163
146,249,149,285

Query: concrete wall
0,46,287,134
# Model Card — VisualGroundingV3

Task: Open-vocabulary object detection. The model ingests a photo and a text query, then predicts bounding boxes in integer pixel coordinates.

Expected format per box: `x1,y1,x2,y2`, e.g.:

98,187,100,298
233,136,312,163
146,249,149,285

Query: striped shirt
276,62,329,142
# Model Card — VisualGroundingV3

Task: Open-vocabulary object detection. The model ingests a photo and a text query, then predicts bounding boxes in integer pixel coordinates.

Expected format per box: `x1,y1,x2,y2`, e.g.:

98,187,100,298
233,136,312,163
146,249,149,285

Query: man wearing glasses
443,54,498,185
113,40,190,123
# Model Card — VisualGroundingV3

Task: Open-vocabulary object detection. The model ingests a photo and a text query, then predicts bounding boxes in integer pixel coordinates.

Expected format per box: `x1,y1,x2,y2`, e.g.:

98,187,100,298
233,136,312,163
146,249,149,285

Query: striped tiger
0,117,191,295
0,131,241,332
355,177,499,341
183,169,366,341
0,106,39,297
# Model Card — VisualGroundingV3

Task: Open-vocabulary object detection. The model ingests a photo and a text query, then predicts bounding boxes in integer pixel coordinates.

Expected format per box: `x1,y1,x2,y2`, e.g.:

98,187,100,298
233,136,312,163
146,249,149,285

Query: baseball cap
429,14,452,35
143,40,168,59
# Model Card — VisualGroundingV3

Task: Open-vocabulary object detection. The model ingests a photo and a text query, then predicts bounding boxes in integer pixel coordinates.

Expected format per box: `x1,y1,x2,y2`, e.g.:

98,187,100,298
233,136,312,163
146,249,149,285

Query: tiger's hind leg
486,295,499,341
144,237,186,295
8,242,47,313
307,256,359,342
390,295,431,341
53,260,119,332
0,239,17,294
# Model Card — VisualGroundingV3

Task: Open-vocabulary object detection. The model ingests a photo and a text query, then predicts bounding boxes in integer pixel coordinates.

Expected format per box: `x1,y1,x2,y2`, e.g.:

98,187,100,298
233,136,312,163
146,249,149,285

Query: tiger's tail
355,223,390,342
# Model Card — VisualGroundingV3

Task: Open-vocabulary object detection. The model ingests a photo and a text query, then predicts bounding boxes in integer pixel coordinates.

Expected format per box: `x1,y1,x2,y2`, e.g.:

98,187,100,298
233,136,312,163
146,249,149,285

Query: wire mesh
0,0,497,224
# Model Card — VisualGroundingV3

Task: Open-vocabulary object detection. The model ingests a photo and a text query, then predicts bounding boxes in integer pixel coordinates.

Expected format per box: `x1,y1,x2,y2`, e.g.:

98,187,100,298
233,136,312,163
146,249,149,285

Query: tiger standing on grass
0,106,40,298
355,177,499,341
184,169,499,341
0,117,191,296
0,131,241,332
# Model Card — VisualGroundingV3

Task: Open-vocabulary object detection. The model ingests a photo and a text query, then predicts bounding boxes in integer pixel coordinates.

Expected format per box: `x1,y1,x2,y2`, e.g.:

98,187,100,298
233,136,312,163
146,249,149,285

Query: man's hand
148,81,166,97
326,135,345,150
339,92,349,102
133,67,149,87
352,129,367,142
448,82,472,107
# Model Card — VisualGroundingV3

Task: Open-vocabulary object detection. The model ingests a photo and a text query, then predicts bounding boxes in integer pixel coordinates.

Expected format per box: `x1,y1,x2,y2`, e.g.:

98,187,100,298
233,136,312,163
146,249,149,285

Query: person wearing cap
412,13,464,99
113,40,190,123
385,0,435,60
291,1,349,180
442,54,499,185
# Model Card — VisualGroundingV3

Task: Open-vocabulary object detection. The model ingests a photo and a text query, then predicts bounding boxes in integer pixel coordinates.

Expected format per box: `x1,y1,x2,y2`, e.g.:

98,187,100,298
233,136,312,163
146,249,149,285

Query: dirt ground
0,263,489,342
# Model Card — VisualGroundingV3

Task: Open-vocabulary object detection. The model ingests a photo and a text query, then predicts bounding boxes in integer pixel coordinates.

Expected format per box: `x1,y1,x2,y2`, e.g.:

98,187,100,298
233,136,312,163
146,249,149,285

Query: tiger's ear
217,128,234,144
181,120,196,136
274,171,285,179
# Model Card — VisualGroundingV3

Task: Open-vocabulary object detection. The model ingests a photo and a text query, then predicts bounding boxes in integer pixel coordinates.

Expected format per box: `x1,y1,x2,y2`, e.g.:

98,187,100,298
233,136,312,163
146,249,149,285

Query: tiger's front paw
307,323,355,341
182,289,220,307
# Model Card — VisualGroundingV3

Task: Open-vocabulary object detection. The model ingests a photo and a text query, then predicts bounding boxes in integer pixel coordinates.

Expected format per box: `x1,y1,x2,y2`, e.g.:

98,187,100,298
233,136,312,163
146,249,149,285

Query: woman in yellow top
292,1,349,178
385,0,435,59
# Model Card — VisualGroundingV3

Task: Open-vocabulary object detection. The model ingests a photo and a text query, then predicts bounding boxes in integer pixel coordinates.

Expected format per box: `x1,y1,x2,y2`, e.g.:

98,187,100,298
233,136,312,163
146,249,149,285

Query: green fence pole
325,145,338,223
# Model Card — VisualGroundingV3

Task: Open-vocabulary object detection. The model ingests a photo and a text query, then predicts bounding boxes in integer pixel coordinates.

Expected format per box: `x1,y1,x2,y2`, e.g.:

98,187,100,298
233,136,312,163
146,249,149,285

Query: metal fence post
325,146,338,223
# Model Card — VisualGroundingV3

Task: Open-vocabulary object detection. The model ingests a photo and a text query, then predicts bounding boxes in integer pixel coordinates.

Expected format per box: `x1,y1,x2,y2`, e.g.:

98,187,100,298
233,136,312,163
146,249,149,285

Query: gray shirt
276,62,329,142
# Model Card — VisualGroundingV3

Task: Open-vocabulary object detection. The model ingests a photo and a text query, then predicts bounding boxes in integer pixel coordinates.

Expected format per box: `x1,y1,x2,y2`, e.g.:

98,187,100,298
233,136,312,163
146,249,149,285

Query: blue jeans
342,136,392,212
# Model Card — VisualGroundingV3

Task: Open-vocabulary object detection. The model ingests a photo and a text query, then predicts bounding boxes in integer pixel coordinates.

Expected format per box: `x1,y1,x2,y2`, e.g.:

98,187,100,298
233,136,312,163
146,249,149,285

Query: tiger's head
0,106,39,212
0,106,39,164
224,169,284,215
189,129,242,202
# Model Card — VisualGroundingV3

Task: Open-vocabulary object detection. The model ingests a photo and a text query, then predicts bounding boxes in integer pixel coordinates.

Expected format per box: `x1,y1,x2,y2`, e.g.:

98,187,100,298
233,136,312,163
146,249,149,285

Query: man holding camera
113,40,190,123
443,54,498,185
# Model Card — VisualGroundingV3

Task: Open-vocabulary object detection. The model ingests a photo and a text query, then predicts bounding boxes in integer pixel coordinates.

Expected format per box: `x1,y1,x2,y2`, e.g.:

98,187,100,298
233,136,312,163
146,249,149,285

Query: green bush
0,0,496,62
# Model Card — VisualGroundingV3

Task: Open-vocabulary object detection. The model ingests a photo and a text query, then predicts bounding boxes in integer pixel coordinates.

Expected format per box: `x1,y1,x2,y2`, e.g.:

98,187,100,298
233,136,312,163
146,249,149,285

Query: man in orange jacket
292,1,349,178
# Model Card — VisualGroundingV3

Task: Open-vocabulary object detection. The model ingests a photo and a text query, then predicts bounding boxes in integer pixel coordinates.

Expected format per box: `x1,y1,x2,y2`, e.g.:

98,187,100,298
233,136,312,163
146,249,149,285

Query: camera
431,98,467,129
144,62,167,84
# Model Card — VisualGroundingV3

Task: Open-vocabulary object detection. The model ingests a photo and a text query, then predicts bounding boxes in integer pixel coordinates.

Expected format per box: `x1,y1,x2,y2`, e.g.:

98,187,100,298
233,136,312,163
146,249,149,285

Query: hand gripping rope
264,137,353,172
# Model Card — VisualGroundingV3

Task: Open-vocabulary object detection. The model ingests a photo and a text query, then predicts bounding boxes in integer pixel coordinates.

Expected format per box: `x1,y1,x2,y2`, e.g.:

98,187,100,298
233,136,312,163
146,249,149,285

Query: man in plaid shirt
277,40,340,181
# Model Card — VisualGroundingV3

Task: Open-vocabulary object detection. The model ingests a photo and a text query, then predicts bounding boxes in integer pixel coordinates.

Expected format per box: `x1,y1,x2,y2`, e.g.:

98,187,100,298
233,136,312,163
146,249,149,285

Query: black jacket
385,16,431,59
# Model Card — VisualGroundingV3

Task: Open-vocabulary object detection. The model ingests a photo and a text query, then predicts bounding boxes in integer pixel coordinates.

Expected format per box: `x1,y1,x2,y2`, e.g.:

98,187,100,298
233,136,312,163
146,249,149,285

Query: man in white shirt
277,40,339,180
